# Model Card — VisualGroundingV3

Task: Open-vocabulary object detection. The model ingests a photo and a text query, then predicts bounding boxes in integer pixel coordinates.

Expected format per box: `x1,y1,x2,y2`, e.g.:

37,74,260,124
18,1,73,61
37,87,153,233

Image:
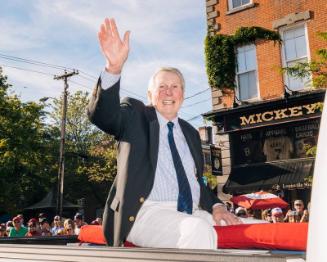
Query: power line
186,114,202,122
182,98,211,108
1,64,54,77
0,53,73,71
0,53,212,111
184,88,210,100
0,52,150,100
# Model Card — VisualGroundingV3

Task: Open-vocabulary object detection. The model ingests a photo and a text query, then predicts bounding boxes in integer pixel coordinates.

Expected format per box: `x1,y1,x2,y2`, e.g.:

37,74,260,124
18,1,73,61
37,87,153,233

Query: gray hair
147,67,185,104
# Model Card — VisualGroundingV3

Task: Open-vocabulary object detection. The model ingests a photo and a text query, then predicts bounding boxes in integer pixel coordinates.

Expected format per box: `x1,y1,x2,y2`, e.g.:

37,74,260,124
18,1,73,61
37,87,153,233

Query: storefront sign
240,102,322,127
231,119,320,165
210,145,222,176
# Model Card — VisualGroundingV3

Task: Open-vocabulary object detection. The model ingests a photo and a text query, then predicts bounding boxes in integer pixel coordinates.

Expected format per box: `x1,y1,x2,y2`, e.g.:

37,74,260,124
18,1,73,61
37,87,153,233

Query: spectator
58,219,75,236
9,216,28,237
38,213,47,223
40,219,52,236
262,209,273,223
90,220,100,225
51,215,64,236
25,219,41,237
284,200,309,223
95,217,103,225
74,213,87,235
271,208,284,223
6,221,13,236
0,223,7,237
236,207,268,224
235,207,248,218
17,214,26,228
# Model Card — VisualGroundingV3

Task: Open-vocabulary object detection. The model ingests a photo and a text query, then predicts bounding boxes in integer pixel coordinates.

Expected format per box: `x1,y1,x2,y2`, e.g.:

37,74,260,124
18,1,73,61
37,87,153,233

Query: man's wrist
105,62,123,74
212,203,227,211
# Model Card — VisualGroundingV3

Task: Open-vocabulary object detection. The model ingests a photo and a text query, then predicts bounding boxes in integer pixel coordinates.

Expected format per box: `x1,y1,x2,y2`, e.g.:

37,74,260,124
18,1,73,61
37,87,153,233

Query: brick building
204,0,327,203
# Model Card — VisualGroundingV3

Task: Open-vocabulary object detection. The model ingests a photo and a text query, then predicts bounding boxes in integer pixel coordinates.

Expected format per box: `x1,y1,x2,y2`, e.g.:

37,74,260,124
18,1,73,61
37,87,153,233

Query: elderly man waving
87,17,241,249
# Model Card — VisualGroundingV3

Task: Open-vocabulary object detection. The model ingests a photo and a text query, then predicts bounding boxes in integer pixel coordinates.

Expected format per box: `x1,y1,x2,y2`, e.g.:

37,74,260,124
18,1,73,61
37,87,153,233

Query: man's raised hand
98,18,130,74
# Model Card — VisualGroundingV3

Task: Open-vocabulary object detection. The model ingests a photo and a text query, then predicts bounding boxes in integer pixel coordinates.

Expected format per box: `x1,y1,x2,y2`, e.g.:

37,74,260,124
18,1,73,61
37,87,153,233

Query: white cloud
0,0,211,127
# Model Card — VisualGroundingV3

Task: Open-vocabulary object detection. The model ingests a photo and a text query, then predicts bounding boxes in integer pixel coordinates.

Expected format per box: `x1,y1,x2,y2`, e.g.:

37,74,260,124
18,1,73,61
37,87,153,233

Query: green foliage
0,67,54,214
47,91,117,206
0,68,117,215
233,26,281,45
203,170,218,190
205,27,281,90
282,31,327,89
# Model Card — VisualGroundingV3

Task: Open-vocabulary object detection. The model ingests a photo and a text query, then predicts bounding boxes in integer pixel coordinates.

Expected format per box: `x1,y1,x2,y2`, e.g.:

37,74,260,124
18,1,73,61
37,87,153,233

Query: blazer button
129,216,135,222
139,197,145,203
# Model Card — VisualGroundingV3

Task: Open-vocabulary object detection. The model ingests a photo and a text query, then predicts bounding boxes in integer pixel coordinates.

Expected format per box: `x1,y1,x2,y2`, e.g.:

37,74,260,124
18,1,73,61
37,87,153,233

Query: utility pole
54,70,79,217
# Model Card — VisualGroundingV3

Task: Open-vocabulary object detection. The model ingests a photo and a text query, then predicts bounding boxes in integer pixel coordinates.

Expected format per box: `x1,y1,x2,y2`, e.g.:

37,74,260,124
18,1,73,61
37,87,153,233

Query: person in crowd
262,209,273,223
38,213,47,224
51,215,64,236
87,17,240,249
90,220,100,225
58,219,75,236
235,207,269,224
284,199,309,223
17,214,26,228
235,207,248,218
40,218,52,236
271,207,284,223
9,216,28,237
95,217,103,225
74,213,87,235
0,223,7,237
25,218,41,237
6,221,13,236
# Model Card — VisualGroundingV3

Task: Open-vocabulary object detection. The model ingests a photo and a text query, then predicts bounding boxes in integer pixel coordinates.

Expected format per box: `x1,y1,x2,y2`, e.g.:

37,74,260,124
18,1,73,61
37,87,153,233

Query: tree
47,91,117,206
0,67,54,214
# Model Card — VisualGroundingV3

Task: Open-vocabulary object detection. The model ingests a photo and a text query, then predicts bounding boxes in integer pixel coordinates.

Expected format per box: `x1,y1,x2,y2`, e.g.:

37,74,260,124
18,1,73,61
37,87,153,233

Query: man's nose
165,86,173,95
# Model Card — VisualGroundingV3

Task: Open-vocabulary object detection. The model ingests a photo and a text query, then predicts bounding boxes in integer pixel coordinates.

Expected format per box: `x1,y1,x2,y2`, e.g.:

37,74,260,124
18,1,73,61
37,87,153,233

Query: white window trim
280,22,312,91
228,0,253,11
235,44,260,102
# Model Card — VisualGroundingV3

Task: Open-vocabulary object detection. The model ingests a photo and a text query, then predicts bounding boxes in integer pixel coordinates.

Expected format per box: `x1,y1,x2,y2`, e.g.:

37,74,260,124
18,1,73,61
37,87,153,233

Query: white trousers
126,200,217,250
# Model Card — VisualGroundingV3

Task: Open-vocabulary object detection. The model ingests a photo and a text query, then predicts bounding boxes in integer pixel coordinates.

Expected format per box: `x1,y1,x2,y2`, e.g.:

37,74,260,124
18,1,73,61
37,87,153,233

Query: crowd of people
0,199,309,238
232,199,310,224
0,212,102,238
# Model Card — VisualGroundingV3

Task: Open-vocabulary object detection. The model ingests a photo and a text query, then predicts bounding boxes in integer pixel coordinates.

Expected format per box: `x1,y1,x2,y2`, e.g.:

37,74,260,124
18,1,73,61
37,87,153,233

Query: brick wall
206,0,327,109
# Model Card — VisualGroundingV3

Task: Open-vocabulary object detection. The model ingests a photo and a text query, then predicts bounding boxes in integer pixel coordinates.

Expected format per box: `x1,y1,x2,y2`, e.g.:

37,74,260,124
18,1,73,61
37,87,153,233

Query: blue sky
0,0,212,127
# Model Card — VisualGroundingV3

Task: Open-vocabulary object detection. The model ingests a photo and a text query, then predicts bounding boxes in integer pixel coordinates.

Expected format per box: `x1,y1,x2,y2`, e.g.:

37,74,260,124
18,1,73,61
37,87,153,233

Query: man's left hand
212,205,242,226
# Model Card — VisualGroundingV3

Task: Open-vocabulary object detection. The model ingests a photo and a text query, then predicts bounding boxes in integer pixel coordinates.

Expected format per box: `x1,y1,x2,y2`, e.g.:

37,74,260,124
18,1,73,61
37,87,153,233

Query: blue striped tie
167,121,193,214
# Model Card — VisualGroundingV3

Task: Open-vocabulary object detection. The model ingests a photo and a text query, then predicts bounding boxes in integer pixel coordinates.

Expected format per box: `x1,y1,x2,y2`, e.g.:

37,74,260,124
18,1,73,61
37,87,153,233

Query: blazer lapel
145,107,160,171
179,119,201,178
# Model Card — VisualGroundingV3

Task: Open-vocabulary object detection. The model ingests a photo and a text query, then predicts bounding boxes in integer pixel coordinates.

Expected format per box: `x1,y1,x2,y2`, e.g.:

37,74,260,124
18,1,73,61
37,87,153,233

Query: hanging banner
210,145,222,176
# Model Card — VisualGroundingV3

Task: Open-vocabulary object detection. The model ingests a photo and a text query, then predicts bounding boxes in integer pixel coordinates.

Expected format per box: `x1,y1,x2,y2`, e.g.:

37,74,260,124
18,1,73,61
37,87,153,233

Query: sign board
210,145,222,176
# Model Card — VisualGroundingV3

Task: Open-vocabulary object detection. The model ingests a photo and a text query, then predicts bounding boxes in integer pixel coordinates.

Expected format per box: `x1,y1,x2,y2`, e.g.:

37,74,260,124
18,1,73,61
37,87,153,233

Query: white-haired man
87,17,241,249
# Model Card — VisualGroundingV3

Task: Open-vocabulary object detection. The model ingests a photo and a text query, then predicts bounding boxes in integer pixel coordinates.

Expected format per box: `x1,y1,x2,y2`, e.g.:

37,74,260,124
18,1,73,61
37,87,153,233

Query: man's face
272,213,284,223
13,220,21,229
294,202,304,212
148,71,184,121
75,218,82,226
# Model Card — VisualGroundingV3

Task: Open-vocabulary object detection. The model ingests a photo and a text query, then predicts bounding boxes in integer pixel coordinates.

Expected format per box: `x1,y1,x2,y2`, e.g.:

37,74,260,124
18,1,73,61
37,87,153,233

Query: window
236,44,258,101
281,25,310,91
228,0,251,10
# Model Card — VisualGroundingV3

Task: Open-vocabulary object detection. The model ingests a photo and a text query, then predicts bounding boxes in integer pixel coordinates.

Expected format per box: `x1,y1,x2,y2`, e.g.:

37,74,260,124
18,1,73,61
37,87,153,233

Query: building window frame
280,22,312,91
227,0,253,11
235,44,260,102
